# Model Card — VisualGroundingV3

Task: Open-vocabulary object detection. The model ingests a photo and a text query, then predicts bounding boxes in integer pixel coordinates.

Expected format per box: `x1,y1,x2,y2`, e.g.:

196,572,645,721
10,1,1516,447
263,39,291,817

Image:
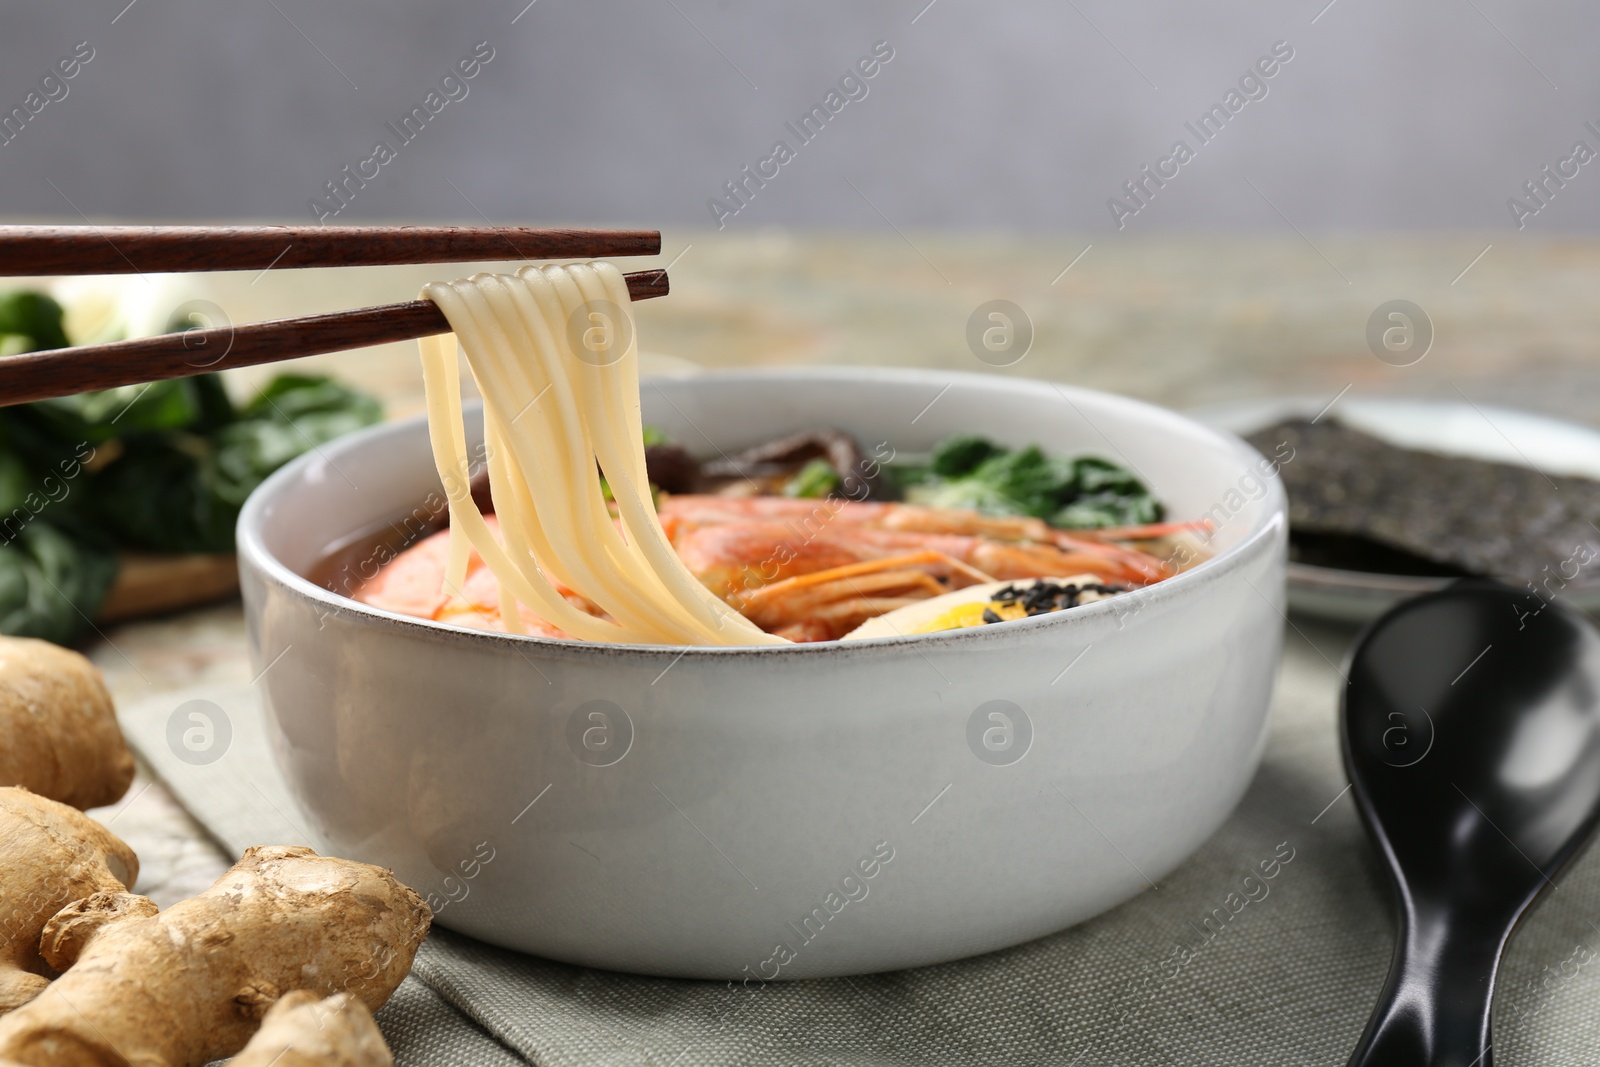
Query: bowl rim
237,366,1287,658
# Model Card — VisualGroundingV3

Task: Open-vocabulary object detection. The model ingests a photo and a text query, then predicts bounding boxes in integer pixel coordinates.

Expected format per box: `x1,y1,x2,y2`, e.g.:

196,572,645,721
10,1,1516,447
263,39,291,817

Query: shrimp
672,520,1160,597
658,495,1166,574
354,515,599,639
660,495,1175,641
354,496,1180,644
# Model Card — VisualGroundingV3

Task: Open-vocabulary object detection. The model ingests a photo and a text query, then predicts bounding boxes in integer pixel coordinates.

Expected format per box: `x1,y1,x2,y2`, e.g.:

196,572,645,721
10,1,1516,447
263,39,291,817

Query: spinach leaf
929,434,1005,478
96,375,382,553
23,380,206,444
1051,490,1163,529
0,291,70,351
216,375,381,503
93,435,238,553
0,450,32,516
902,434,1164,530
909,443,1073,519
239,373,381,430
783,458,840,499
0,523,118,645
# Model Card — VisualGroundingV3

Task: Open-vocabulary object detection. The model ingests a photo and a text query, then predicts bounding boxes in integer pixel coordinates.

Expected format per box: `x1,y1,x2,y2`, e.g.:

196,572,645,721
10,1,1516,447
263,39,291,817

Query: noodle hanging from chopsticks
418,262,785,646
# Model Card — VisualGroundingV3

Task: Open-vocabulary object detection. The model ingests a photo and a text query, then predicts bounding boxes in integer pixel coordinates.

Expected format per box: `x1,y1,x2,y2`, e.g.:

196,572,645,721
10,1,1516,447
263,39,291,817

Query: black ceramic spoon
1343,579,1600,1067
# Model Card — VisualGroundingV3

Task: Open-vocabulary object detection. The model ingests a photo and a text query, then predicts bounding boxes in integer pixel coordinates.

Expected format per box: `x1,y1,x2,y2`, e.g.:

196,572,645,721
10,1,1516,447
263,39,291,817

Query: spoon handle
1347,914,1499,1067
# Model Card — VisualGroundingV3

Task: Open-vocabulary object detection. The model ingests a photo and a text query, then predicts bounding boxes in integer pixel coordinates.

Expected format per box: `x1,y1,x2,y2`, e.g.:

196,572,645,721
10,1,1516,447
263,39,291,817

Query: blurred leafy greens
0,524,119,646
0,289,382,644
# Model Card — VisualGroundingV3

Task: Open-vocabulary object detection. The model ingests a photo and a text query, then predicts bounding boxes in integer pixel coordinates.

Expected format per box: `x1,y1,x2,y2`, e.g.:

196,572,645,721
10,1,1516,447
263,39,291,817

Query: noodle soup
348,264,1198,645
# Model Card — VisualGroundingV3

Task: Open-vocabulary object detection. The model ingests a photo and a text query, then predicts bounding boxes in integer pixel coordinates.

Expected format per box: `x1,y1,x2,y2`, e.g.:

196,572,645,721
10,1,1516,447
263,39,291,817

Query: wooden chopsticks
0,225,667,407
0,270,667,407
0,225,660,275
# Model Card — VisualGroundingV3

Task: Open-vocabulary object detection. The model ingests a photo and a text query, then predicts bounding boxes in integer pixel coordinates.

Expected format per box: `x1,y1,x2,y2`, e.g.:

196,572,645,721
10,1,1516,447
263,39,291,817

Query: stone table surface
79,229,1600,905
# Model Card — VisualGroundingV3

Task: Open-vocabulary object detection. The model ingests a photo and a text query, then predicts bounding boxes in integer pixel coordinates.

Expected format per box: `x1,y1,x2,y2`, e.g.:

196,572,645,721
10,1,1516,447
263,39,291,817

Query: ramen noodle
418,263,783,646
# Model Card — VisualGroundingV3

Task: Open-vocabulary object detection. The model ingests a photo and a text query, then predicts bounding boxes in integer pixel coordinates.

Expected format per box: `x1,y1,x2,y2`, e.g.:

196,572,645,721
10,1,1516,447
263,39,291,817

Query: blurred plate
1188,396,1600,624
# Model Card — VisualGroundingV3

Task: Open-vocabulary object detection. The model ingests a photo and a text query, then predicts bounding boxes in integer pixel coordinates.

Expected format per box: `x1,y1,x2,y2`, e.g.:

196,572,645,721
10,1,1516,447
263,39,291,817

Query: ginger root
0,788,136,1014
230,990,393,1067
0,637,134,809
0,845,429,1067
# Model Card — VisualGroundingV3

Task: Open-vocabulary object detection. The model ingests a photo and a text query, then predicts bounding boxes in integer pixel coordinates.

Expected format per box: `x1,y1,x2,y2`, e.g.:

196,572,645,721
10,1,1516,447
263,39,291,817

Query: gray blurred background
0,0,1595,232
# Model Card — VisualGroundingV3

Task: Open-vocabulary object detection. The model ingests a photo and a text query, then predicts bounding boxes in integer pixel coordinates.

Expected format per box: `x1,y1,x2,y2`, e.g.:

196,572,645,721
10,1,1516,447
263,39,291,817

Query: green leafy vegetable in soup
783,458,840,499
897,434,1162,529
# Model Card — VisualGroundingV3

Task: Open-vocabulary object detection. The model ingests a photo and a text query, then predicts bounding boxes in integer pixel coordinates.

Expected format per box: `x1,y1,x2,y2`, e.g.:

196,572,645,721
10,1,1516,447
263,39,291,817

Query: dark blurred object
643,442,699,495
1287,531,1468,578
1342,580,1600,1065
701,428,882,499
1251,418,1600,582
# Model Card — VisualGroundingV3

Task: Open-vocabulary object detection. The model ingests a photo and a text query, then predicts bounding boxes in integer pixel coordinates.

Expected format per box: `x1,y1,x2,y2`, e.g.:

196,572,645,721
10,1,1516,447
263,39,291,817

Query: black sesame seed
980,580,1130,619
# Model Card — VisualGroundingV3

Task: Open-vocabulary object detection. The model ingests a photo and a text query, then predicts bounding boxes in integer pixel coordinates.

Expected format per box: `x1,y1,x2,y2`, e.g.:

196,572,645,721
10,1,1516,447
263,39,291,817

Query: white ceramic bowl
238,368,1287,980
